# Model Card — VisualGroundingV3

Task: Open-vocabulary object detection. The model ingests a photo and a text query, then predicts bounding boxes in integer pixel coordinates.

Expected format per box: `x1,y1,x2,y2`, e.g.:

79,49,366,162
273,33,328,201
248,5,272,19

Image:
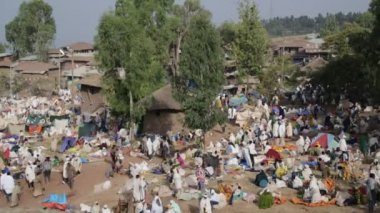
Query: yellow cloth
275,167,288,178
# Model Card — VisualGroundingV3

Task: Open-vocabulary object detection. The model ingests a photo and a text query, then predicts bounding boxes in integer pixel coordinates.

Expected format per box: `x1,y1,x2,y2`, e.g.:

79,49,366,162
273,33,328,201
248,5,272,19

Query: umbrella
265,149,282,160
310,133,339,150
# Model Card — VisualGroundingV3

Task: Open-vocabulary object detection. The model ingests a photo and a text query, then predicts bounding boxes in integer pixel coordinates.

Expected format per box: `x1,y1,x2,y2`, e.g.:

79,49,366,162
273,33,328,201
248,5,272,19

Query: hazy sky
0,0,371,47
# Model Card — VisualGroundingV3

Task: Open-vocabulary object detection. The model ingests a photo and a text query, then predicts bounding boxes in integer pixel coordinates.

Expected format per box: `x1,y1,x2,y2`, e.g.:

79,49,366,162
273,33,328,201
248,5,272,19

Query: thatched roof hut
148,84,182,111
301,57,328,73
144,84,184,135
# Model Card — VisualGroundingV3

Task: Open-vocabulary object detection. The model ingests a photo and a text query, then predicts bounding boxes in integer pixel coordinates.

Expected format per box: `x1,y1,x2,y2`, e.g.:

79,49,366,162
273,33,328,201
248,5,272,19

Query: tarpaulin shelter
310,133,339,150
265,149,281,160
41,194,68,210
26,115,46,126
59,137,77,153
49,115,70,123
229,95,248,107
78,123,97,138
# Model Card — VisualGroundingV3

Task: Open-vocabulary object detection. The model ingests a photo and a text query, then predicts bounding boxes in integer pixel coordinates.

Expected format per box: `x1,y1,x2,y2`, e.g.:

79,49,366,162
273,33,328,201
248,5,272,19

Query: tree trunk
129,91,134,142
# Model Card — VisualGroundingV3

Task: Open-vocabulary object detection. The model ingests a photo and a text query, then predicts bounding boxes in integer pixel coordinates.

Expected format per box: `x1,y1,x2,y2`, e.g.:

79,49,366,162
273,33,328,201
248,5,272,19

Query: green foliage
5,0,55,60
323,23,369,57
0,43,8,53
259,55,296,96
320,15,339,37
175,7,225,131
356,12,376,29
234,0,268,76
314,0,380,104
218,21,238,45
263,12,362,37
95,0,174,121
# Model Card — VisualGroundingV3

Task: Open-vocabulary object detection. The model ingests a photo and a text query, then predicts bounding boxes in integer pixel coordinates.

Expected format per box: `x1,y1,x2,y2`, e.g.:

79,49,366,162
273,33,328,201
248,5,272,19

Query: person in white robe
101,205,111,213
339,136,348,153
278,121,286,146
302,165,312,181
71,154,82,174
91,201,100,213
242,143,252,169
25,162,36,189
151,194,163,213
199,194,212,213
286,121,293,138
152,136,161,156
272,121,279,138
172,169,183,196
296,136,305,155
229,133,236,144
62,157,70,183
133,175,147,203
1,172,15,202
266,120,272,134
146,138,153,160
304,137,311,153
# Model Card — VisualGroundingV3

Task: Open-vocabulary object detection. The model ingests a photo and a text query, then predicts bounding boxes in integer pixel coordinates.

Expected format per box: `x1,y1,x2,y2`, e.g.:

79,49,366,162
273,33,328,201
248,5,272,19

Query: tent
41,194,68,210
59,137,77,153
265,149,282,160
310,133,339,150
26,115,46,126
78,123,97,138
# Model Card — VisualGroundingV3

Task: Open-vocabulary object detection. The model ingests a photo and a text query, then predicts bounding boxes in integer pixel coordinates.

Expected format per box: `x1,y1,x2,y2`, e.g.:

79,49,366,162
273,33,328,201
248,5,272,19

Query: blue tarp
42,194,67,205
59,137,77,153
229,95,248,107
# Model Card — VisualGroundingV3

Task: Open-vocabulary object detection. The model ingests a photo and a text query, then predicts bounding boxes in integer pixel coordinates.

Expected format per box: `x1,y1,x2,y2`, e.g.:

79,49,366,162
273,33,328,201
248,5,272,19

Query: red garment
3,148,10,160
177,155,186,168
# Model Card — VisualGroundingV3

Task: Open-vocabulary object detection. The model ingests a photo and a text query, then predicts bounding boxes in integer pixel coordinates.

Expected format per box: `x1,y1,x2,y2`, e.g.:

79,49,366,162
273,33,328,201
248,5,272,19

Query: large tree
5,0,55,60
314,0,380,103
234,0,268,76
320,14,339,37
95,0,175,125
175,8,225,131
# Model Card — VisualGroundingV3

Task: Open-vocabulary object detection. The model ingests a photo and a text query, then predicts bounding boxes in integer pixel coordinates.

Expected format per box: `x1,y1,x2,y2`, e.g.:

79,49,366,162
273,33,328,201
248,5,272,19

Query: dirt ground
0,155,369,213
0,123,374,213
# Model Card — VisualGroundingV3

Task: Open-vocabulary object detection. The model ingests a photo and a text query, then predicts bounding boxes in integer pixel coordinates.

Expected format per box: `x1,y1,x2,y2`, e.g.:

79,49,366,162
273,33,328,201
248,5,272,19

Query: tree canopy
314,0,380,104
95,0,175,121
5,0,55,61
234,0,268,76
174,3,225,131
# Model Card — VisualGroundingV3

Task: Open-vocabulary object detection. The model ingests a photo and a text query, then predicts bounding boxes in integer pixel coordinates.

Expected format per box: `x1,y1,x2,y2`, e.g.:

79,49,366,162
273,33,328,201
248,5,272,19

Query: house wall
61,61,88,70
143,111,185,135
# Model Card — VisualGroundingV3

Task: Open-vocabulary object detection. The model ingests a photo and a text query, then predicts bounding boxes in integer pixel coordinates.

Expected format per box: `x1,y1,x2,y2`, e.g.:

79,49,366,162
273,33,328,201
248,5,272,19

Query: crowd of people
0,83,380,213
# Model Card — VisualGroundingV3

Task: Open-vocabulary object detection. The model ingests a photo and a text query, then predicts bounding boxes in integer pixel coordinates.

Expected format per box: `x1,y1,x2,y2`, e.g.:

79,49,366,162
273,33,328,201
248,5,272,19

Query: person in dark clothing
42,157,52,183
367,173,377,213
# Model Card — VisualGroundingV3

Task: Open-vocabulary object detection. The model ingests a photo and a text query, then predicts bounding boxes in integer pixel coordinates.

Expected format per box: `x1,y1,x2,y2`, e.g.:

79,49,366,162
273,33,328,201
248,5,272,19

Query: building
0,53,14,73
65,42,94,56
143,84,184,135
60,56,94,71
14,61,58,81
271,35,329,63
77,74,105,115
62,65,100,81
